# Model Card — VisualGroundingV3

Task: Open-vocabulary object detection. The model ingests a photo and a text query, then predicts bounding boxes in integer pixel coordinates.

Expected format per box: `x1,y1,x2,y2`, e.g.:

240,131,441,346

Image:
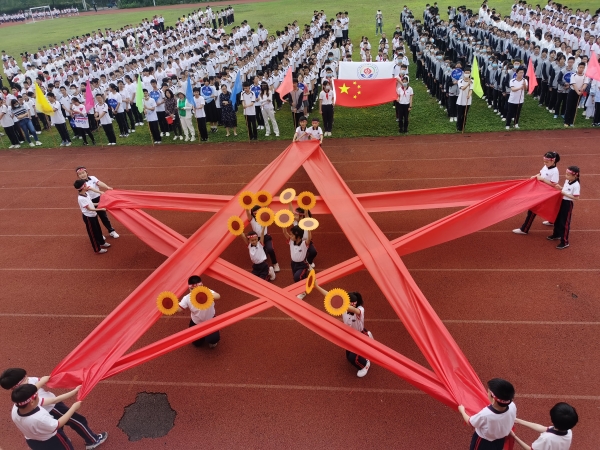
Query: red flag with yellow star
334,79,397,108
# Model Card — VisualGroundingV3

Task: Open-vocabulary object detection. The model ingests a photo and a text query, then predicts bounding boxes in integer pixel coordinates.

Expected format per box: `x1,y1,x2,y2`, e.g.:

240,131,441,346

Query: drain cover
118,392,176,441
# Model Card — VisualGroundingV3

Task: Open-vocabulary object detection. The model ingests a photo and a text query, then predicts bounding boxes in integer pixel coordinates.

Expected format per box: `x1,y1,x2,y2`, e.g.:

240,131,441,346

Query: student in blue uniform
511,402,578,450
513,151,560,235
458,378,516,450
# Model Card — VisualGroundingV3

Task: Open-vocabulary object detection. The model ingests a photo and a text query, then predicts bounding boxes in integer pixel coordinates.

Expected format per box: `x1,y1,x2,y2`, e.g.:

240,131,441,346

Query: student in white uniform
456,67,474,132
306,117,323,143
74,179,110,254
282,225,312,299
246,205,279,271
241,82,258,140
314,284,374,377
239,228,276,281
258,83,279,137
396,75,413,133
94,94,117,145
318,80,334,136
10,383,83,450
143,89,161,144
46,92,71,146
76,166,119,239
177,275,221,348
511,402,578,450
291,206,318,268
1,368,108,449
513,152,560,234
292,116,312,141
546,166,581,249
193,88,209,141
458,378,517,450
506,66,528,129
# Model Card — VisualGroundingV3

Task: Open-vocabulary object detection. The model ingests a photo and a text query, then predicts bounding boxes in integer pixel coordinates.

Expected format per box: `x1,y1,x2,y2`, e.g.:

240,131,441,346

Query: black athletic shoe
547,235,560,241
556,243,569,249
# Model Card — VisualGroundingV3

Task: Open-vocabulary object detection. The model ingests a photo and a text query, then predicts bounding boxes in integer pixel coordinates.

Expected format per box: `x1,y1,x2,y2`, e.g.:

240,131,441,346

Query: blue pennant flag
230,71,242,112
185,77,196,107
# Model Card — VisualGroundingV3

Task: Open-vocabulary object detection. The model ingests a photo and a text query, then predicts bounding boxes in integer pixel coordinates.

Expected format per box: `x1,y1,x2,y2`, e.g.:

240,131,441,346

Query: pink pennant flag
526,58,538,95
85,80,95,113
585,51,600,81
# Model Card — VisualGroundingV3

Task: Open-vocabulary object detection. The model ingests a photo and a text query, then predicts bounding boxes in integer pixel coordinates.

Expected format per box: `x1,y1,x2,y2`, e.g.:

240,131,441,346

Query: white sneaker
493,109,497,113
268,266,276,281
309,263,315,269
506,126,510,130
514,124,519,129
367,331,374,339
512,229,527,235
9,145,15,149
265,133,270,137
165,132,170,136
101,242,111,248
97,248,108,254
29,142,35,147
357,360,371,378
109,231,119,238
184,136,190,141
190,137,196,141
542,221,553,226
450,118,453,122
275,133,279,137
36,131,42,134
273,263,280,273
296,292,307,299
208,343,218,349
85,432,108,450
160,132,164,136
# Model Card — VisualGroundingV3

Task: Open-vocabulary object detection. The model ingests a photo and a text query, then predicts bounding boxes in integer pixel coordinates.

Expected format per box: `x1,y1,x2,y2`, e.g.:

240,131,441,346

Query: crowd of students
0,8,79,25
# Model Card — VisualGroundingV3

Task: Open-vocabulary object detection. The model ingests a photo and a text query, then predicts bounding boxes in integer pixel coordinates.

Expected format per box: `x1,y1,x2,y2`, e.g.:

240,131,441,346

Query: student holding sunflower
176,275,221,348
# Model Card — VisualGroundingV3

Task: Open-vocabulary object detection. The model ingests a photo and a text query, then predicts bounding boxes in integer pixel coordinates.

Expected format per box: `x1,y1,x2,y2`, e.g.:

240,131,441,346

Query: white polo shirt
179,289,217,324
78,194,96,217
83,176,101,200
249,218,266,236
11,405,59,441
540,165,559,183
561,180,580,201
289,239,309,262
306,126,322,140
532,428,572,450
342,306,365,332
193,95,206,118
248,242,267,264
241,91,255,115
508,78,527,103
469,403,517,441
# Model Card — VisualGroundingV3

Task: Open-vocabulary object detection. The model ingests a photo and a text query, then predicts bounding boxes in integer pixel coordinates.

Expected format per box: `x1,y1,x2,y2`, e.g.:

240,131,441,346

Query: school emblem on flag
357,63,379,80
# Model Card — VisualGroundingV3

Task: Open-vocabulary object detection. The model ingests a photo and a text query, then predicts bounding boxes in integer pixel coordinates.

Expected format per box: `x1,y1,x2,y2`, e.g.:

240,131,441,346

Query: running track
0,129,598,449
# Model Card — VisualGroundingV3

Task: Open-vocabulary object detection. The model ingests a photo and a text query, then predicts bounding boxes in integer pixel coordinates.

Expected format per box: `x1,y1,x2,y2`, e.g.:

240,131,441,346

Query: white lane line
99,379,600,401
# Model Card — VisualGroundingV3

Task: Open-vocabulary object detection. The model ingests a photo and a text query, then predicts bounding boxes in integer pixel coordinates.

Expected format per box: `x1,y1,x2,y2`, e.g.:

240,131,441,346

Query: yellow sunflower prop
299,217,319,231
279,188,296,204
255,190,273,207
274,209,295,228
296,191,317,210
190,286,214,310
255,207,275,227
227,216,245,236
305,269,316,294
157,291,180,315
324,288,350,316
238,191,256,209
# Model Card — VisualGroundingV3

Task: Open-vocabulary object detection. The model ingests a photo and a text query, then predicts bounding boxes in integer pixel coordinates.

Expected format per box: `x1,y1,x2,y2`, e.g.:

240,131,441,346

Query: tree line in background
0,0,210,15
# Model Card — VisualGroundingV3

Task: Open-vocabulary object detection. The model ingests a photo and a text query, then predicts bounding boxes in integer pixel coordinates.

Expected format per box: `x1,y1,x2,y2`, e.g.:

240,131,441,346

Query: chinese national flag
334,78,397,107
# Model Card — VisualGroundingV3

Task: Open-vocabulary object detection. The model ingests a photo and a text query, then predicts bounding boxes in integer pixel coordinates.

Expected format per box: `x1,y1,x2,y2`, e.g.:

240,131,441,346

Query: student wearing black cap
458,378,517,450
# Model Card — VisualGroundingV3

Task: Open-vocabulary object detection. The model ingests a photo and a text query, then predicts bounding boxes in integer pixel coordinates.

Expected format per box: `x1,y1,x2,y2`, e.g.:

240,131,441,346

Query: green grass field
0,0,597,149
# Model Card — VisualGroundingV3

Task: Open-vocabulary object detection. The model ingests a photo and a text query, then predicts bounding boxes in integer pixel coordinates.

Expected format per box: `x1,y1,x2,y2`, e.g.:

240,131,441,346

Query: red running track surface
0,129,598,449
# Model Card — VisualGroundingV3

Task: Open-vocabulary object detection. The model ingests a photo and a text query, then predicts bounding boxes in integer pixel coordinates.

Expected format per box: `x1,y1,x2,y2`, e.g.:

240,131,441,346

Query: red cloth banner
527,59,538,95
49,142,561,425
334,78,397,107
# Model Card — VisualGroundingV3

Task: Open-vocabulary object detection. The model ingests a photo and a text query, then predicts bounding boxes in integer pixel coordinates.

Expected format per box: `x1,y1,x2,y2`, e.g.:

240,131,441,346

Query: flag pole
572,94,582,127
515,84,525,127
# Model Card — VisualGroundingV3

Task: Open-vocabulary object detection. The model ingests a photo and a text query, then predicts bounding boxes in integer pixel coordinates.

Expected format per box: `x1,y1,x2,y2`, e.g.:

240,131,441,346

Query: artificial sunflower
255,207,275,227
190,286,214,310
299,217,319,231
254,190,273,207
324,288,350,316
227,215,245,236
305,269,316,294
274,209,295,228
156,291,180,315
279,187,296,204
296,191,317,210
238,190,256,209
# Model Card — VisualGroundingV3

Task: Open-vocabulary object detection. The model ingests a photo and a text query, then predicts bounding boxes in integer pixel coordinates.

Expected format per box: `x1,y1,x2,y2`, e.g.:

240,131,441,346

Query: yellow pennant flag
471,57,484,98
34,83,54,115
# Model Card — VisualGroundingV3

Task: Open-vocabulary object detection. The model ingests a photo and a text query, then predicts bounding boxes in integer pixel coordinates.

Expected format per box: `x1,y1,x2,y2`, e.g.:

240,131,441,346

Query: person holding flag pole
276,67,295,127
457,65,475,133
506,66,528,130
135,77,155,146
587,52,600,126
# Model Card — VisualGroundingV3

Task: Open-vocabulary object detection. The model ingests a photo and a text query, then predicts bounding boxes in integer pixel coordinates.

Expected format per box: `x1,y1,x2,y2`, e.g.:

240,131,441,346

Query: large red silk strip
48,142,562,421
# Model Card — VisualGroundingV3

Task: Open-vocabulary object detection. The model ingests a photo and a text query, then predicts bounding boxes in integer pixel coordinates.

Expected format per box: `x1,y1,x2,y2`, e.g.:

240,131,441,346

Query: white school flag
338,61,395,80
